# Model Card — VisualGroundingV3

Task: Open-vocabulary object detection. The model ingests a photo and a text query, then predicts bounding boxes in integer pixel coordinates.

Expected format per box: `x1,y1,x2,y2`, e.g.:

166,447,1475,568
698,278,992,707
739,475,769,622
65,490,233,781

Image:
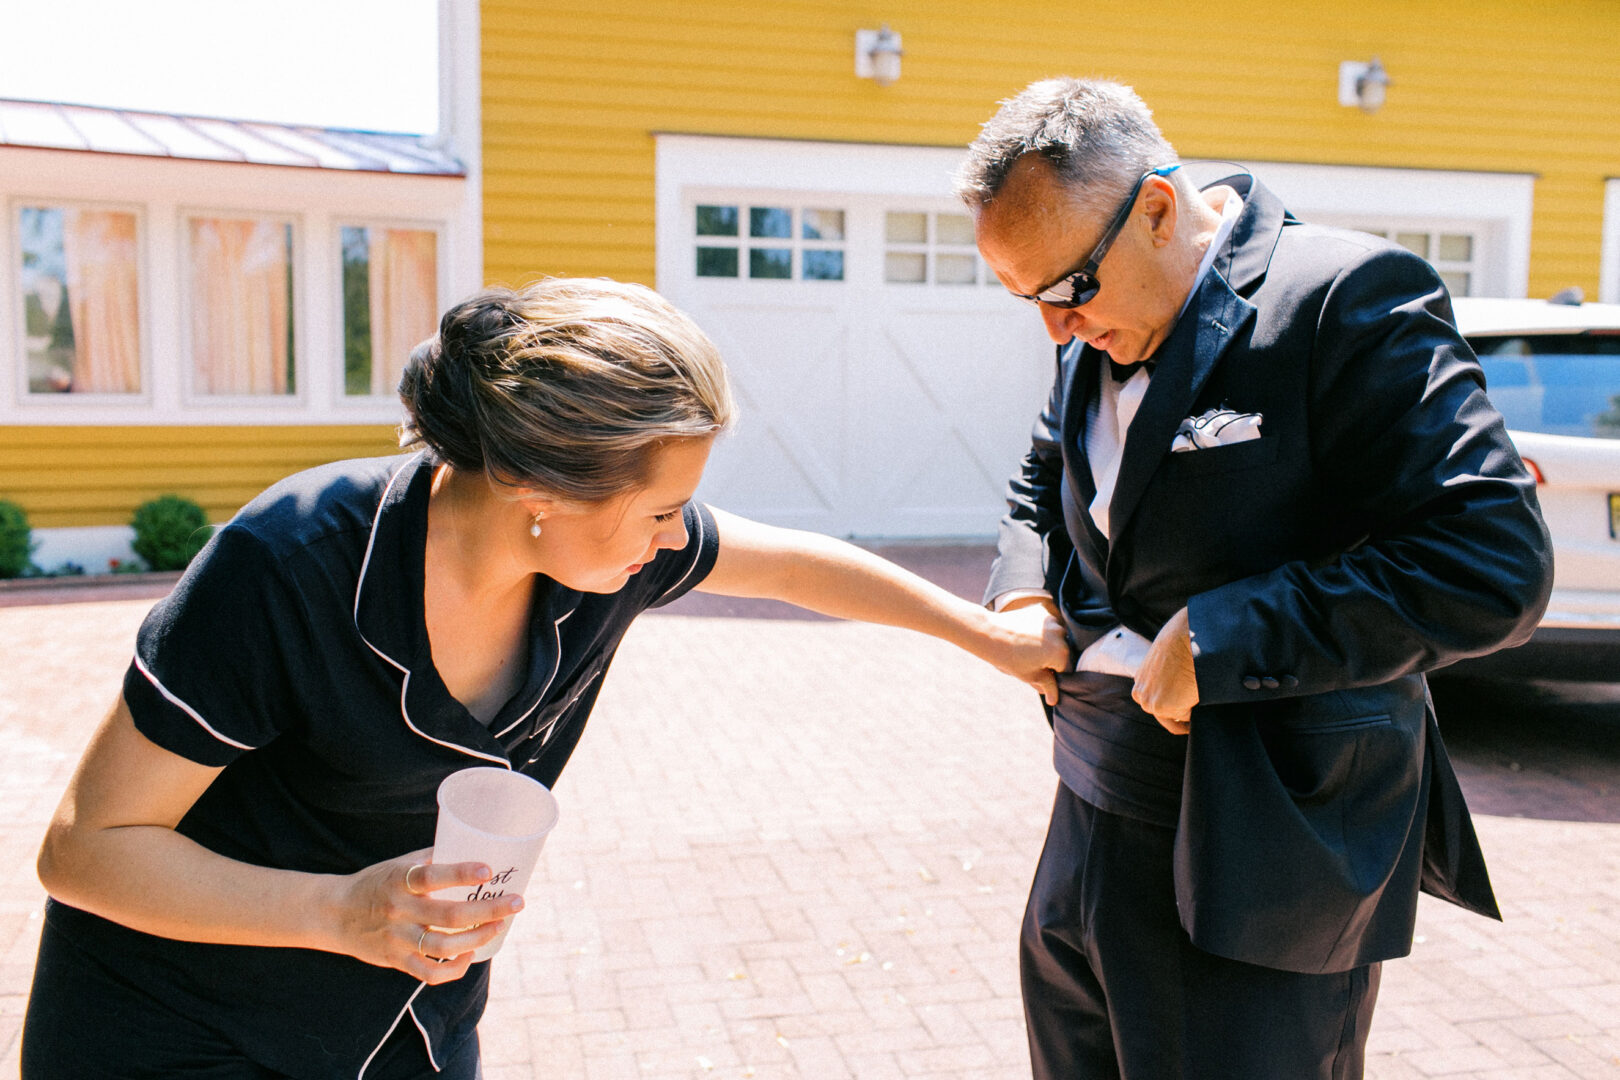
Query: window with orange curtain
187,216,296,396
18,205,142,395
340,226,438,397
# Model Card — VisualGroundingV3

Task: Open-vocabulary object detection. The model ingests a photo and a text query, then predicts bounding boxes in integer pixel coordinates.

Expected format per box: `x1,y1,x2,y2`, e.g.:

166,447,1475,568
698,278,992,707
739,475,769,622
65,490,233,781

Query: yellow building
5,0,1620,561
482,0,1620,538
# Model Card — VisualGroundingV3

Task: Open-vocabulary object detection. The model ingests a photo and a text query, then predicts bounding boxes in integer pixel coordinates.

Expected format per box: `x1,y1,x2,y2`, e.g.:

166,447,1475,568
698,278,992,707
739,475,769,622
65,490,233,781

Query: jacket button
1243,676,1262,690
1283,675,1299,689
1261,676,1280,690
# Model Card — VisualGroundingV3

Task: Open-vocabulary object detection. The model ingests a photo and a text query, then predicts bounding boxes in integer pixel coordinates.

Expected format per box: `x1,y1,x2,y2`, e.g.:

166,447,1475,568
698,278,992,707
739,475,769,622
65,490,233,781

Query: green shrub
131,495,210,572
0,500,38,578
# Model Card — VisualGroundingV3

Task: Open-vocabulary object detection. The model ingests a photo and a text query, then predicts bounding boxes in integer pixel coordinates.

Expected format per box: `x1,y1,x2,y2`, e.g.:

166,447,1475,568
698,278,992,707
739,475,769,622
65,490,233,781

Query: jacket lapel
1057,339,1109,557
1105,274,1254,547
1104,175,1287,548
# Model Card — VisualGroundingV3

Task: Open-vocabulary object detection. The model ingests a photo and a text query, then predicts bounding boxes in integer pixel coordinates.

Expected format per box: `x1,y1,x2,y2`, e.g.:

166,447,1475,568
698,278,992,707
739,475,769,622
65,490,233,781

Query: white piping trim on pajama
357,982,427,1079
131,652,256,752
353,453,509,770
495,605,577,739
407,1002,441,1073
656,508,706,602
354,453,423,628
524,664,602,763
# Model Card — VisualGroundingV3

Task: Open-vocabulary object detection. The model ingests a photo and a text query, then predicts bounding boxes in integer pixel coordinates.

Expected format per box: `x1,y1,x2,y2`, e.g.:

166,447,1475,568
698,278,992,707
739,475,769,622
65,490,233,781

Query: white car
1447,296,1620,680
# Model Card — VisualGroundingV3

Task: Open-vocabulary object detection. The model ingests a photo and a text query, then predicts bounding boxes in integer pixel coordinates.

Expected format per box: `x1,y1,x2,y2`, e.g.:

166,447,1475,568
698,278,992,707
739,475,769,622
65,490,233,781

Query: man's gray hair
955,78,1182,215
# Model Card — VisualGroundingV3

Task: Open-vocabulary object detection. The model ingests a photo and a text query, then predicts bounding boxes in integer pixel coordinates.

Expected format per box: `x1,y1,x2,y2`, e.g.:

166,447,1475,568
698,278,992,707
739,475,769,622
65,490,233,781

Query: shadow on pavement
1431,676,1620,825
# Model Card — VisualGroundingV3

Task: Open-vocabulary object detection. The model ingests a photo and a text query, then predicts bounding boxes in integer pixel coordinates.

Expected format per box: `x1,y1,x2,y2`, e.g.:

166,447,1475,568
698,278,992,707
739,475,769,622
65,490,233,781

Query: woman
24,279,1068,1079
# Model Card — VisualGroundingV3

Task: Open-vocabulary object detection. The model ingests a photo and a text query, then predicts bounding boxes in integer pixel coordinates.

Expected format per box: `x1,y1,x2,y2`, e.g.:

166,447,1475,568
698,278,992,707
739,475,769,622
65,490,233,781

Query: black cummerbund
1051,670,1188,828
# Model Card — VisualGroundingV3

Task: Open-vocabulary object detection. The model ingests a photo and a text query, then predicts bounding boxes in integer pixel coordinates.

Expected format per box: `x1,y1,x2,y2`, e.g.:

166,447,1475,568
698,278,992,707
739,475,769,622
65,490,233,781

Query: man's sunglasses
1009,164,1182,310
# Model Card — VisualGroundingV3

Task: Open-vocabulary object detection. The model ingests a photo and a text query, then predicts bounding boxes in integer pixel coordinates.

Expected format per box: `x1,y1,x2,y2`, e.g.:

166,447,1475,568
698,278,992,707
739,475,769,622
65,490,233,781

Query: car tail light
1522,457,1545,484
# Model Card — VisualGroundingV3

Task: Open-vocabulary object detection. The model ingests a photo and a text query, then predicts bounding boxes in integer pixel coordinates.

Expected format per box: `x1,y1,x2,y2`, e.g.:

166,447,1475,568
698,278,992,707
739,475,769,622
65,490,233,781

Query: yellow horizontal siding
0,426,400,528
483,0,1620,299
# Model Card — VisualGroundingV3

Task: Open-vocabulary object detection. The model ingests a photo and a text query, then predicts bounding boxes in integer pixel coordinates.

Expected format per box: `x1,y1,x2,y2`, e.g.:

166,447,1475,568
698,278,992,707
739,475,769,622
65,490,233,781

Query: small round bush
0,500,37,579
131,495,210,572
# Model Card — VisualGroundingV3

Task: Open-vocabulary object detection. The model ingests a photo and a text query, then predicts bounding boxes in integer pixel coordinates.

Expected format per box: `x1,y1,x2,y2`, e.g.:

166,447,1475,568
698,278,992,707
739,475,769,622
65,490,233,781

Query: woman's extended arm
37,696,517,984
696,507,1072,703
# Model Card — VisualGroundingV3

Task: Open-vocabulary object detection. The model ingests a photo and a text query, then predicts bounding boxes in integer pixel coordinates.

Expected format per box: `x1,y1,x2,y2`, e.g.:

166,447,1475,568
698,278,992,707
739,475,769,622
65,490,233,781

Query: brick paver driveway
2,548,1616,1078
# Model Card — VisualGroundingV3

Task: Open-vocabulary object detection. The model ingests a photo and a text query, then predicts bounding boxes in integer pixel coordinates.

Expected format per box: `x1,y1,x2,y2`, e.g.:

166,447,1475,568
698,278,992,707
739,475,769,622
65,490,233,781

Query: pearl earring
529,514,544,539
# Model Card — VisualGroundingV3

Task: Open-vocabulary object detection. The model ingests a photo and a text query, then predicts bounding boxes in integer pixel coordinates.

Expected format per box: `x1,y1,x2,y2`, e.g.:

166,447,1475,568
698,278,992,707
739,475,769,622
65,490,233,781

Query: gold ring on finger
405,863,425,894
417,926,431,958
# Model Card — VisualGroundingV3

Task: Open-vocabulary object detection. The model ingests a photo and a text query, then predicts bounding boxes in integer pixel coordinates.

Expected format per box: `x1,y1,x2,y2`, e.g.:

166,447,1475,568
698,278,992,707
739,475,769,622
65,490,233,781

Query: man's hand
1133,606,1199,734
985,595,1072,706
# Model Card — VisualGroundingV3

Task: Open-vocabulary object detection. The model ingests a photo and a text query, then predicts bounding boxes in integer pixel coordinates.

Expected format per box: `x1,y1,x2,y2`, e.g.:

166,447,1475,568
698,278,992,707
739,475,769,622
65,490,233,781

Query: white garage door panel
656,137,1055,538
848,307,1050,535
667,211,1052,536
694,300,848,530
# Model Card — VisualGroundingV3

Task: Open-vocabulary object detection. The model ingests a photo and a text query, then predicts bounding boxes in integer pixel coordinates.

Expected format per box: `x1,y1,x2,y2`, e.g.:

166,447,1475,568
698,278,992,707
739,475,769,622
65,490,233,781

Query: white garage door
657,138,1052,538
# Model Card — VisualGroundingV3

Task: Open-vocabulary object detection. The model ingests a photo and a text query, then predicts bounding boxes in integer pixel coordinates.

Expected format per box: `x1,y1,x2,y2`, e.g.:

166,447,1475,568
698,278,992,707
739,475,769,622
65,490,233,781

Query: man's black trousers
1021,782,1381,1079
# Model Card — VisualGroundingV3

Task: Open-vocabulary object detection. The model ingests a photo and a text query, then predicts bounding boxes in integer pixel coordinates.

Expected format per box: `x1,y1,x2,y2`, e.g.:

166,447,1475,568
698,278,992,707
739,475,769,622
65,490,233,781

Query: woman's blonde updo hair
399,278,736,501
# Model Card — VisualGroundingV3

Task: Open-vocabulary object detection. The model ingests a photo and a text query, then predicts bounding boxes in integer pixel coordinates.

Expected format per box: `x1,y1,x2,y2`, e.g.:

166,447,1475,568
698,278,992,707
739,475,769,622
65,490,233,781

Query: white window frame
0,148,476,427
179,208,306,409
9,195,152,408
657,136,969,291
880,207,992,287
332,217,448,407
688,201,849,283
1601,178,1620,304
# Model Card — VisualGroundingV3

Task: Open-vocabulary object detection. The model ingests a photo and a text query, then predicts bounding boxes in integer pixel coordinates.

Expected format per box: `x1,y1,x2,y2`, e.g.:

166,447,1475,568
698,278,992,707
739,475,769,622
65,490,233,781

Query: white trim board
1602,179,1620,304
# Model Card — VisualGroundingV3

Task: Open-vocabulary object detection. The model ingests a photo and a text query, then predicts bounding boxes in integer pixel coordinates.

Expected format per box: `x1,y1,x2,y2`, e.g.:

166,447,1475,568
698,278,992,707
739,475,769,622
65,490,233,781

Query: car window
1468,333,1620,439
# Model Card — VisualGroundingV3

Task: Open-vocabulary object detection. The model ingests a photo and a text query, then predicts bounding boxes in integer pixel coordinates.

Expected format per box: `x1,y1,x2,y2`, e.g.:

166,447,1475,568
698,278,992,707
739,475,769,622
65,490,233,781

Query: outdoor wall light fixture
1338,57,1391,113
855,25,903,86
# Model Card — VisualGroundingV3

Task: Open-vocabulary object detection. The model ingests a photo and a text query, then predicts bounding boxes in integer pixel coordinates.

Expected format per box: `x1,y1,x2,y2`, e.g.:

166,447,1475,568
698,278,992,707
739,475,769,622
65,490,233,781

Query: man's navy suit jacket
986,174,1553,974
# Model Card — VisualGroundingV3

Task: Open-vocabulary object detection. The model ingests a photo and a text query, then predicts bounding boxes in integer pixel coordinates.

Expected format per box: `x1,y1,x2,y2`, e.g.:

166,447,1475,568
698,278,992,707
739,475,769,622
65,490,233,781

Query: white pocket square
1171,408,1263,452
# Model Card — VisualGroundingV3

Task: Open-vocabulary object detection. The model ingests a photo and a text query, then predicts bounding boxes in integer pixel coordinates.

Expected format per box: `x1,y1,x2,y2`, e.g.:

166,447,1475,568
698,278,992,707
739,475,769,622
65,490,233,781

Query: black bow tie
1108,359,1152,383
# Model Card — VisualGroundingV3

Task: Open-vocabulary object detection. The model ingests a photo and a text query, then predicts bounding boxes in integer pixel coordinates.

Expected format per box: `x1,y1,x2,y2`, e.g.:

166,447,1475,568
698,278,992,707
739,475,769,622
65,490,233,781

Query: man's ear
1142,179,1178,247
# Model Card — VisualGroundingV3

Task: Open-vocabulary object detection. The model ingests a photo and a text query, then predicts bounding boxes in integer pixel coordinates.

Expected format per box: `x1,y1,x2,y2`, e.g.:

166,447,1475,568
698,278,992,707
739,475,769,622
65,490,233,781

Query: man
957,79,1552,1079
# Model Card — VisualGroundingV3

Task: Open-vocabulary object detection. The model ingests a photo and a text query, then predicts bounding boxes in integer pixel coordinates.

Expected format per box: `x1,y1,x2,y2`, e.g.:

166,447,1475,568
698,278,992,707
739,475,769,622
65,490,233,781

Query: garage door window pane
1395,232,1430,258
802,250,844,281
750,248,792,279
1439,270,1471,296
936,253,978,285
802,210,845,241
697,247,739,277
885,252,927,283
1438,233,1473,262
886,212,927,244
750,208,792,239
935,214,975,246
697,206,739,236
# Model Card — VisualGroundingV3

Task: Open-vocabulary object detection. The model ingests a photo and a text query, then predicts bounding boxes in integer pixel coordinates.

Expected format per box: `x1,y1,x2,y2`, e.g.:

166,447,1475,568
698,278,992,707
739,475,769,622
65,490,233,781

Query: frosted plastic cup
428,767,559,962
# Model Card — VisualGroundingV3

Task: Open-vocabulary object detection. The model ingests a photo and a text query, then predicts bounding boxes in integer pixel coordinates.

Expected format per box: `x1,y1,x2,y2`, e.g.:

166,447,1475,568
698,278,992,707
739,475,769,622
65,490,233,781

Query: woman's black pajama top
41,452,719,1079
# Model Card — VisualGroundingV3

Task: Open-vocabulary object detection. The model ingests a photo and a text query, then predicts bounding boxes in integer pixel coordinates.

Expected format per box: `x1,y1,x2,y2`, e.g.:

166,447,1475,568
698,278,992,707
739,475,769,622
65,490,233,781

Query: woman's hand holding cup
331,848,522,984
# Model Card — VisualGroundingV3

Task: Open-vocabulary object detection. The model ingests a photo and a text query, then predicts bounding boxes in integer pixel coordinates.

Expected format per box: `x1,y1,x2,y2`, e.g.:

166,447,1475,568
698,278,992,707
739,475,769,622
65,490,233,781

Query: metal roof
0,98,464,176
